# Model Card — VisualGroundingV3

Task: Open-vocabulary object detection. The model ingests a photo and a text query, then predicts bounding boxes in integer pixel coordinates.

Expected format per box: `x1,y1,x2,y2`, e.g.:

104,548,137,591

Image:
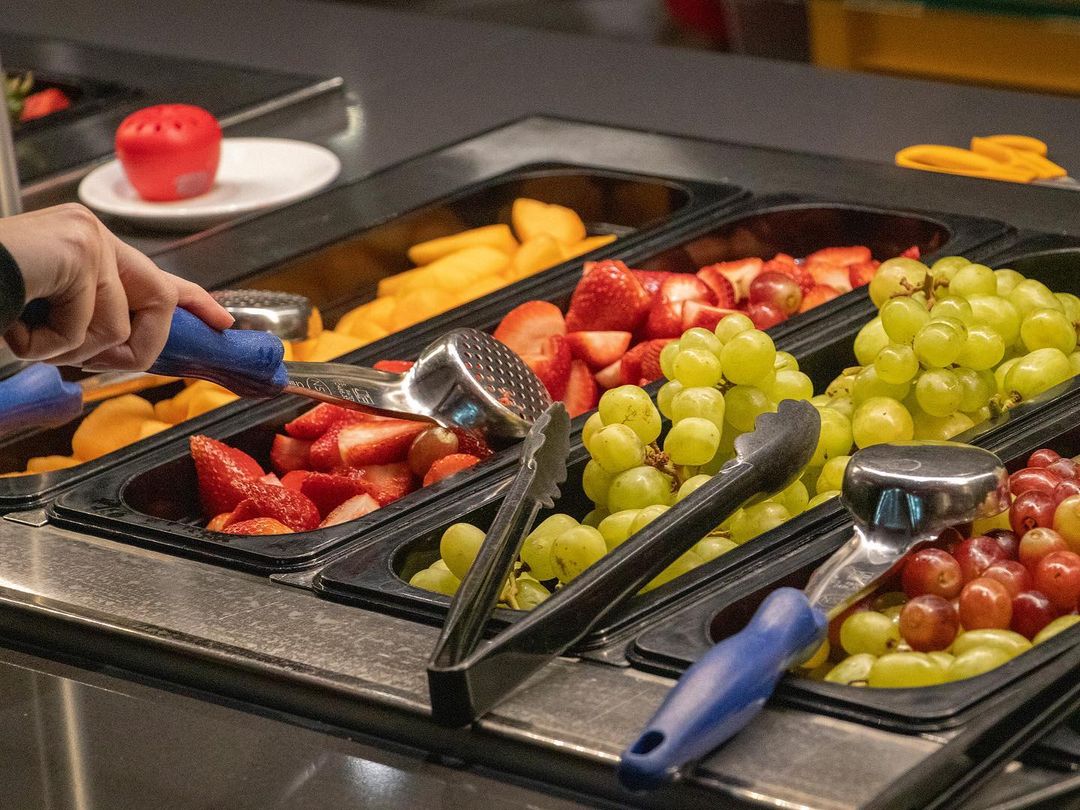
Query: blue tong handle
0,308,288,436
618,588,828,791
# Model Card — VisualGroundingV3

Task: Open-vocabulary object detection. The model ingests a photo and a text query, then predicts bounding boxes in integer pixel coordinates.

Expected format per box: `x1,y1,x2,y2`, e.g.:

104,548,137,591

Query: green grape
720,330,776,385
945,647,1012,682
672,347,722,387
607,465,674,512
949,263,997,298
840,611,902,656
676,474,712,502
730,501,790,543
930,295,974,326
927,652,955,671
671,386,726,430
912,409,974,441
410,565,461,596
954,367,994,412
994,356,1020,394
956,324,1005,370
869,652,946,687
816,455,851,494
852,364,911,405
659,341,680,379
521,514,578,580
514,575,551,610
807,490,840,508
664,417,720,465
1033,615,1080,644
597,509,640,551
630,504,670,534
951,629,1031,658
913,321,963,368
963,406,991,426
694,535,737,562
582,459,614,508
852,397,914,448
774,351,799,372
679,326,723,357
773,479,810,515
853,317,890,366
881,297,930,344
928,314,967,336
1055,292,1080,323
714,312,754,343
582,509,607,527
930,255,970,283
599,385,662,443
581,411,604,452
824,653,875,685
724,385,773,433
826,395,855,420
1021,307,1077,354
591,424,646,474
810,407,854,466
868,258,929,308
656,380,683,420
1004,347,1073,399
1009,278,1063,316
641,549,703,593
994,268,1024,297
551,525,607,583
767,369,814,402
915,368,962,417
439,522,487,580
874,343,919,385
967,294,1021,347
1071,351,1080,376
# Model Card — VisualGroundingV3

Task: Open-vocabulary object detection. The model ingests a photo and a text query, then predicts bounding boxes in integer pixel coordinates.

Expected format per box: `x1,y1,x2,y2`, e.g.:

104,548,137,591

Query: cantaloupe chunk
505,234,563,282
71,395,156,460
26,455,81,473
512,198,587,245
407,224,518,265
560,233,616,260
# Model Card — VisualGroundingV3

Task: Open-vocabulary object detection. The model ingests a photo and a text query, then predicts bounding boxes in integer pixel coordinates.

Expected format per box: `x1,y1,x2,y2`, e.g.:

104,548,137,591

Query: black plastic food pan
2,163,728,513
9,68,139,136
626,396,1080,734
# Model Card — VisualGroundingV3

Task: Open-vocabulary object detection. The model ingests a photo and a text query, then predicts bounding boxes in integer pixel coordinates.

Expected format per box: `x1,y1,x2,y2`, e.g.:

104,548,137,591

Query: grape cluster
805,446,1080,688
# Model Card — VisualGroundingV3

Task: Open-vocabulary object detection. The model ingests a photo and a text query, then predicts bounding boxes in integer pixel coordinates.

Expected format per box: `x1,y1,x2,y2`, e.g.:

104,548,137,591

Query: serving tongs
427,398,821,727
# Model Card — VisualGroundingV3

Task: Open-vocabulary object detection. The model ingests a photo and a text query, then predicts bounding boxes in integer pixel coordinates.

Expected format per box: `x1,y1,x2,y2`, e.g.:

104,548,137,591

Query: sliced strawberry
595,359,623,390
619,341,651,386
696,266,737,308
565,331,632,369
339,419,429,467
901,245,921,260
564,359,599,416
423,453,481,486
270,434,312,474
805,246,872,267
373,360,414,373
301,472,368,516
848,260,879,289
449,428,493,460
565,260,650,332
206,512,233,532
681,301,737,332
285,403,367,440
281,470,312,492
747,302,787,330
762,254,814,294
190,435,266,517
639,339,674,384
222,517,294,536
698,258,763,301
808,262,853,293
260,473,283,487
493,300,567,357
320,494,380,528
522,334,572,400
799,284,842,313
642,298,684,340
309,420,351,469
632,270,674,303
227,485,320,531
344,462,415,505
660,274,712,306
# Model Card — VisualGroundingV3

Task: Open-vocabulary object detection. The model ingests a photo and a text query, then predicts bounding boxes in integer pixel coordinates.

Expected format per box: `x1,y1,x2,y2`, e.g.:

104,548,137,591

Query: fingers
173,275,234,330
4,249,97,361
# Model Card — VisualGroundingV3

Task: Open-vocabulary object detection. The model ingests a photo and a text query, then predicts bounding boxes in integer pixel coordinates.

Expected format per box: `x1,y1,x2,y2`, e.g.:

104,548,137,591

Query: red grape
985,529,1019,559
1018,527,1069,569
1010,590,1059,639
407,427,459,476
1008,467,1060,497
747,302,786,330
1048,458,1080,480
1028,448,1061,468
1032,551,1080,611
749,272,803,316
1053,479,1080,505
981,560,1033,598
901,548,963,599
899,594,959,651
1010,490,1056,536
953,535,1009,582
959,578,1012,630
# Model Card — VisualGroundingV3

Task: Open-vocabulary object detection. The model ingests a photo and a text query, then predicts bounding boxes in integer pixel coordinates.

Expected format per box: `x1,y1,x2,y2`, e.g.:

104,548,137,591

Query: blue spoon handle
0,363,85,434
618,588,827,791
148,308,287,398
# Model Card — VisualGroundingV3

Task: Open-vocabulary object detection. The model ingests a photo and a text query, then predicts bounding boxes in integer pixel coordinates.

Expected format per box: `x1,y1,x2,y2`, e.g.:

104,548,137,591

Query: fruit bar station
6,4,1080,809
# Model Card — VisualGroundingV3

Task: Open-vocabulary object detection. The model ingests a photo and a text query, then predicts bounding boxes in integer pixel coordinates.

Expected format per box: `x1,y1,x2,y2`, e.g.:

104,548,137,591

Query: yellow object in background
512,198,588,245
896,135,1070,185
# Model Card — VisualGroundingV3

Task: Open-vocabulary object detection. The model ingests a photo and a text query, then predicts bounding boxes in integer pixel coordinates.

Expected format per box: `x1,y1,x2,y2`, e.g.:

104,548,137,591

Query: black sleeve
0,242,26,335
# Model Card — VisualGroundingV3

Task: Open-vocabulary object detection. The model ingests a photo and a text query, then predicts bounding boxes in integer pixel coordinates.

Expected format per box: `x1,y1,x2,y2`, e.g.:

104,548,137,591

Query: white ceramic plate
78,137,341,231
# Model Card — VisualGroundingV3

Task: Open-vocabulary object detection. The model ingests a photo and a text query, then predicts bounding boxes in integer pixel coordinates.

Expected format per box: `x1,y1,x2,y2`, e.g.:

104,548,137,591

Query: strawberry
747,302,786,330
808,263,853,293
901,245,921,260
564,359,598,416
270,434,313,473
595,359,623,390
339,419,429,467
565,331,632,369
206,512,233,532
681,301,737,332
799,284,842,313
260,473,283,487
619,341,653,386
493,300,566,356
522,334,572,400
423,453,481,486
308,420,352,469
848,260,879,289
223,517,294,536
805,246,872,267
281,470,312,492
346,462,415,505
696,266,737,308
301,472,370,516
642,298,684,339
639,339,673,384
762,254,814,295
190,435,265,517
698,258,763,301
660,275,712,306
227,485,321,531
285,403,366,440
632,270,674,303
450,428,493,460
319,494,380,528
373,360,414,373
565,260,650,332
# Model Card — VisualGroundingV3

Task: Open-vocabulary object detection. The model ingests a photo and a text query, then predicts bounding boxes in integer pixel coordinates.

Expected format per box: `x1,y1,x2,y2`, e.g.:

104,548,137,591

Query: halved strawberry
281,470,312,492
761,254,814,294
285,403,365,440
805,246,872,267
270,434,312,474
848,260,879,289
223,517,294,536
423,453,481,486
901,245,921,260
642,298,684,339
565,260,651,332
450,428,493,460
227,485,321,531
619,341,652,386
373,360,414,373
301,472,369,516
681,301,737,332
698,258,763,301
564,359,598,416
346,462,415,505
595,359,623,390
565,331,632,369
696,266,737,308
206,512,233,532
808,263,853,293
522,334,572,400
632,270,674,303
339,419,429,467
660,275,712,306
799,284,842,313
260,473,283,487
639,339,673,384
308,420,352,470
320,494,380,528
190,435,266,517
493,300,567,357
